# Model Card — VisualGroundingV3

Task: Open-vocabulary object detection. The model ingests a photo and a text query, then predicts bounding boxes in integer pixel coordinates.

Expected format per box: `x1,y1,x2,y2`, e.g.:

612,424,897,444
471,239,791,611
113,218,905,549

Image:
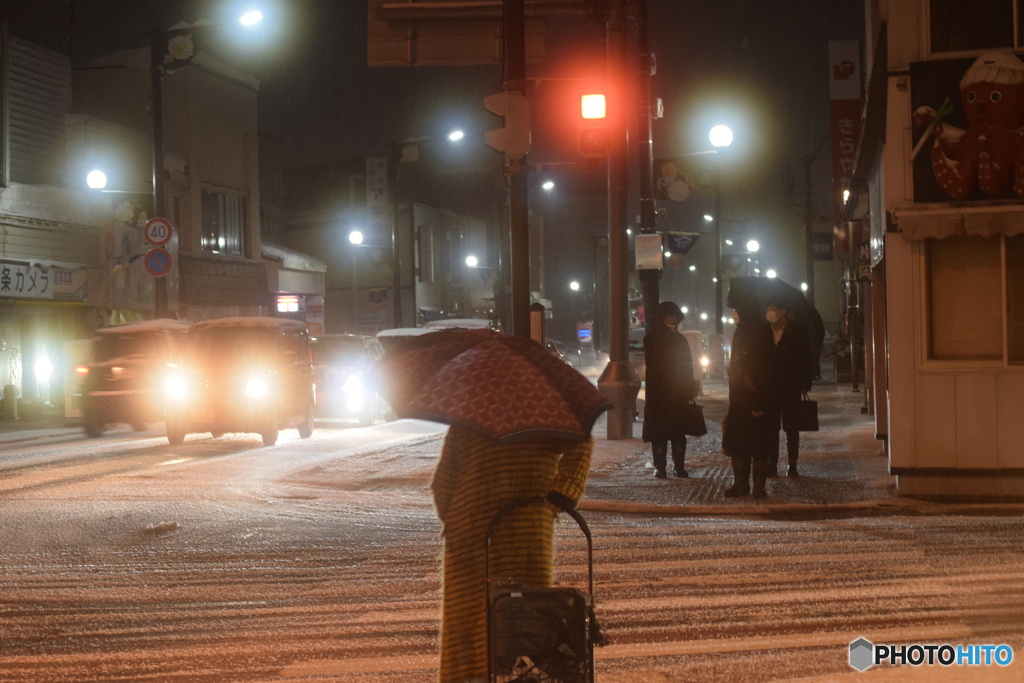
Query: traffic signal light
578,93,609,158
483,90,531,160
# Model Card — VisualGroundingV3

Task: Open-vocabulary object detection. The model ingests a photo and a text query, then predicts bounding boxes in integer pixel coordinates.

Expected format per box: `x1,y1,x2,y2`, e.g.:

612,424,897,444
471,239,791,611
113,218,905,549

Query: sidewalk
581,378,1024,519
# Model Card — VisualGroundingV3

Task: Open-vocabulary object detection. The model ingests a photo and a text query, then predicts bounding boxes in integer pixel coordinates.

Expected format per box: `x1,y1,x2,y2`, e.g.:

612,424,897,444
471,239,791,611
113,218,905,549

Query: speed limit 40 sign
144,217,173,246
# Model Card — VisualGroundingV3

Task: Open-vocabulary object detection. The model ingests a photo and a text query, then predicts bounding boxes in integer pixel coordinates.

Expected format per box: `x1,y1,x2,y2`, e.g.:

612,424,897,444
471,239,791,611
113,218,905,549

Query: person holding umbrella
373,329,611,682
643,301,698,479
765,294,814,477
723,290,774,498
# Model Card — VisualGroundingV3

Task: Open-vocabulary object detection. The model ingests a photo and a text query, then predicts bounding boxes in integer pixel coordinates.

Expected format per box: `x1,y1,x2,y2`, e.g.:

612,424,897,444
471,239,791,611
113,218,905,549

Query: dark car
77,319,191,437
310,334,389,425
164,317,315,446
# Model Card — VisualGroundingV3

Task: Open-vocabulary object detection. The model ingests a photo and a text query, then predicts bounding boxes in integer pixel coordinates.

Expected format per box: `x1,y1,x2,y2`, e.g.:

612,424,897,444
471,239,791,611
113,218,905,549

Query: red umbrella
376,329,611,443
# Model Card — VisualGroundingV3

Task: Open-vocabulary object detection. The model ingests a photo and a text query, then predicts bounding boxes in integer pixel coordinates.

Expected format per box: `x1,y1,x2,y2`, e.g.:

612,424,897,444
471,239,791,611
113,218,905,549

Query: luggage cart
485,497,596,683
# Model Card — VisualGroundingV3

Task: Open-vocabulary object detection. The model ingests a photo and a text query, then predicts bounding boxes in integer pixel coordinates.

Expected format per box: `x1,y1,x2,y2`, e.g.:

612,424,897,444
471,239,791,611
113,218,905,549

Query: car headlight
343,375,365,412
166,374,189,401
245,376,269,398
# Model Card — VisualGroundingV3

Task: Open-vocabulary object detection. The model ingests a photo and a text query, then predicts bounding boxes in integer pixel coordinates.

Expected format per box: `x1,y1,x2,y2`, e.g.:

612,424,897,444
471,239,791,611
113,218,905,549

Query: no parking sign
144,248,173,278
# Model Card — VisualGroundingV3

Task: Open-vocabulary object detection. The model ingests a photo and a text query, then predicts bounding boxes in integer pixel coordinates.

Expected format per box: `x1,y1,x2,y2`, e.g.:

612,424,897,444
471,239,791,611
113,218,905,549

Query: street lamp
349,230,363,330
710,124,733,335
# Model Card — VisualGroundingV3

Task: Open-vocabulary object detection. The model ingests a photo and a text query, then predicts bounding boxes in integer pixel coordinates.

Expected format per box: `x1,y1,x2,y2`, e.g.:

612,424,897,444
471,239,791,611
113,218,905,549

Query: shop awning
179,252,270,307
894,206,1024,240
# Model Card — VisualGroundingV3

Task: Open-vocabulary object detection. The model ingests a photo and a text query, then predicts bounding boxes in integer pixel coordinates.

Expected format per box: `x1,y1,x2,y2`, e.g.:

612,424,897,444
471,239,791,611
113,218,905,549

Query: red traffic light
580,93,606,119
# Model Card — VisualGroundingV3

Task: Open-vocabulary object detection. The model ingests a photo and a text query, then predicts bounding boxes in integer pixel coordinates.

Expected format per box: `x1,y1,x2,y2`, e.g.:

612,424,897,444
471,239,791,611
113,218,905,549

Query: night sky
5,0,863,335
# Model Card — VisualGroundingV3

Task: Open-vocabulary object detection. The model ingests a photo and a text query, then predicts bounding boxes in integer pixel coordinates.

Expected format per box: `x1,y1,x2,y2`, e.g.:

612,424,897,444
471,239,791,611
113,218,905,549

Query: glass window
201,190,245,256
926,236,1002,360
1008,235,1024,363
930,0,1014,53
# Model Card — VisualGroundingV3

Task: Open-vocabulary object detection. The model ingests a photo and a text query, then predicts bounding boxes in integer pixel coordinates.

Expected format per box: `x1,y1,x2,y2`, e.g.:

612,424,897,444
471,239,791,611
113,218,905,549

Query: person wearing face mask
764,296,814,478
643,301,698,479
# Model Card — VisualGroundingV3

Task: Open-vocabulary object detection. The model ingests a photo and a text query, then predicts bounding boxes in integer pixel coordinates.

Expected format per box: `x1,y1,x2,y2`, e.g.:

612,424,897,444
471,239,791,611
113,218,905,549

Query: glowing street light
465,255,479,268
239,10,264,26
746,239,760,253
86,170,108,189
766,269,777,279
569,280,581,292
448,129,465,142
542,180,555,191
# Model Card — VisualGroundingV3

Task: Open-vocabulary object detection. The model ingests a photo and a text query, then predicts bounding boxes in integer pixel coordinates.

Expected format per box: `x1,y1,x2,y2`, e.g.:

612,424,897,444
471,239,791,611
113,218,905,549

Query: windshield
93,332,163,362
311,339,368,365
187,327,281,368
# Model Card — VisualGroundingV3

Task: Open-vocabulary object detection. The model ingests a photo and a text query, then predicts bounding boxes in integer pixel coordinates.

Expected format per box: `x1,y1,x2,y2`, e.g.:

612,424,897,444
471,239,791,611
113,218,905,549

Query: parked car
375,327,440,353
164,317,315,446
545,338,575,367
310,334,389,425
424,318,502,331
77,319,191,437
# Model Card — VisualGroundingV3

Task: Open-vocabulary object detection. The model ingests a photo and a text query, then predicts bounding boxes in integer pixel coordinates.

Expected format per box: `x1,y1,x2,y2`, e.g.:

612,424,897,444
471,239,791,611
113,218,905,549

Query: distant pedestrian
643,301,698,479
723,293,774,498
431,426,594,682
764,296,814,477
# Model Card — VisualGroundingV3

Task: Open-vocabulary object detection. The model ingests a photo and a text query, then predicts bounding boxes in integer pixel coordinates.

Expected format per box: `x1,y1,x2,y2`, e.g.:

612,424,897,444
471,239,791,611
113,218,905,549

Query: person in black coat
723,292,774,498
642,301,697,478
764,296,814,477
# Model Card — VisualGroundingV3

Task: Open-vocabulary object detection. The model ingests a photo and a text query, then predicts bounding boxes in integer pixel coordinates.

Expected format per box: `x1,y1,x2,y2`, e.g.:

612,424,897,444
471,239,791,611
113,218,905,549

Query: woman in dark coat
642,301,697,478
723,291,774,498
765,296,814,477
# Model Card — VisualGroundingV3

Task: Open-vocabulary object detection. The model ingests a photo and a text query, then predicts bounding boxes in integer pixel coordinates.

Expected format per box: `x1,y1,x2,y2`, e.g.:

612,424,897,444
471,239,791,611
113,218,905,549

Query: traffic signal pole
597,0,641,440
636,0,659,332
504,0,531,338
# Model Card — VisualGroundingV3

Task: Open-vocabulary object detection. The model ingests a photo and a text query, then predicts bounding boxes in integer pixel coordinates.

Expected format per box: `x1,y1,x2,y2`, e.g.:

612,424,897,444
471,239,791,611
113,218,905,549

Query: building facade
850,1,1024,496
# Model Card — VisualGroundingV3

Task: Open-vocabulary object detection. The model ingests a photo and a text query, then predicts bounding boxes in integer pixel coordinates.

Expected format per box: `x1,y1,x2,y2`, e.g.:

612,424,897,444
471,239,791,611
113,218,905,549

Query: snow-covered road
1,418,1022,681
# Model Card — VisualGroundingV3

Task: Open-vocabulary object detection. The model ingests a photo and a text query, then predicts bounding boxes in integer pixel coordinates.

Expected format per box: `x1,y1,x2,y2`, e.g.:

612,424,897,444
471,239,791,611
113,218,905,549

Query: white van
424,318,502,332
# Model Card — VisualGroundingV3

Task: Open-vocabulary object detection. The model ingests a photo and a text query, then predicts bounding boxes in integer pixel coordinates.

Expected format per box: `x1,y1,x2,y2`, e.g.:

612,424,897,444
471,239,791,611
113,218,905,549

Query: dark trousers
652,438,686,474
728,414,772,493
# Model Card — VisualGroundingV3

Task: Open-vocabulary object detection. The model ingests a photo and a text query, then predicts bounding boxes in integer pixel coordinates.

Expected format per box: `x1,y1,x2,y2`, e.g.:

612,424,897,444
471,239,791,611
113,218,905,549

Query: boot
787,431,800,477
671,440,688,478
724,456,749,497
752,457,768,499
652,442,668,479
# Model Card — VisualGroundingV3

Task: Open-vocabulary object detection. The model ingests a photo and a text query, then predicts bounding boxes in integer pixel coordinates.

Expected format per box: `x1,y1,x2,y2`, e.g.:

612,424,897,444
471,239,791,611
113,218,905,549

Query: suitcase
485,497,597,683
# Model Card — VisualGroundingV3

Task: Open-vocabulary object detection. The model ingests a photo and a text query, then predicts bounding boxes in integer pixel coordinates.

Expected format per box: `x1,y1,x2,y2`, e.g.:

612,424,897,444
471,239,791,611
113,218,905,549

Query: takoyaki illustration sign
912,51,1024,203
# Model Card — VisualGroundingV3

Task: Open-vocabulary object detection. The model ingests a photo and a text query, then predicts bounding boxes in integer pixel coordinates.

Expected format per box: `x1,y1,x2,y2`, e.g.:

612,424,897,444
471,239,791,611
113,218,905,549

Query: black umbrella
727,276,827,378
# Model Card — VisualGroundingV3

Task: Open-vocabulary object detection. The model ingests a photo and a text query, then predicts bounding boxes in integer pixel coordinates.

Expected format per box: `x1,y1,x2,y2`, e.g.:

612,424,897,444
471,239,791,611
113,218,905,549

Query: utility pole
597,0,641,440
636,0,659,333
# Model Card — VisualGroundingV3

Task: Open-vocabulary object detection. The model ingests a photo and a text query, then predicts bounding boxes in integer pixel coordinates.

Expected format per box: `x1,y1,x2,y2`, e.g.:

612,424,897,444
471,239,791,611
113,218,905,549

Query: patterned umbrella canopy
376,329,612,443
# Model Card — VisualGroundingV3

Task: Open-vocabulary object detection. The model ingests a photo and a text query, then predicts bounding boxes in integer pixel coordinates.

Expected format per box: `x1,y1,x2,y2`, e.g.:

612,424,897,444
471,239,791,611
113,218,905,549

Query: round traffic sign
144,217,173,246
144,247,173,278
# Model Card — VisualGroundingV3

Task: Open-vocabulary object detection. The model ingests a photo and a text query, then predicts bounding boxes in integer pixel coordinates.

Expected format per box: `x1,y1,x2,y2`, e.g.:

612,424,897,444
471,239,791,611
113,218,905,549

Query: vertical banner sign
829,40,863,255
366,156,390,247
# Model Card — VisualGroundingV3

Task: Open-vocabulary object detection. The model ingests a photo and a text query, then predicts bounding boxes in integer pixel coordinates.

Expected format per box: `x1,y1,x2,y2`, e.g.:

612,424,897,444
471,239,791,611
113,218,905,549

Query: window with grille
201,190,245,256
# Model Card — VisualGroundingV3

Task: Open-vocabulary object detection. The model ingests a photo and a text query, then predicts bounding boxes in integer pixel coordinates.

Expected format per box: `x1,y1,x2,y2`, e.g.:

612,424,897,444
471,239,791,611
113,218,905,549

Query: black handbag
785,393,819,432
682,399,707,436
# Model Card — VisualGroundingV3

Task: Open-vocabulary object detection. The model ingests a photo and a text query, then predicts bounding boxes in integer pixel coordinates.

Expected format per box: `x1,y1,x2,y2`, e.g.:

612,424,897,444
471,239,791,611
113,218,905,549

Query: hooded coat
431,426,593,682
